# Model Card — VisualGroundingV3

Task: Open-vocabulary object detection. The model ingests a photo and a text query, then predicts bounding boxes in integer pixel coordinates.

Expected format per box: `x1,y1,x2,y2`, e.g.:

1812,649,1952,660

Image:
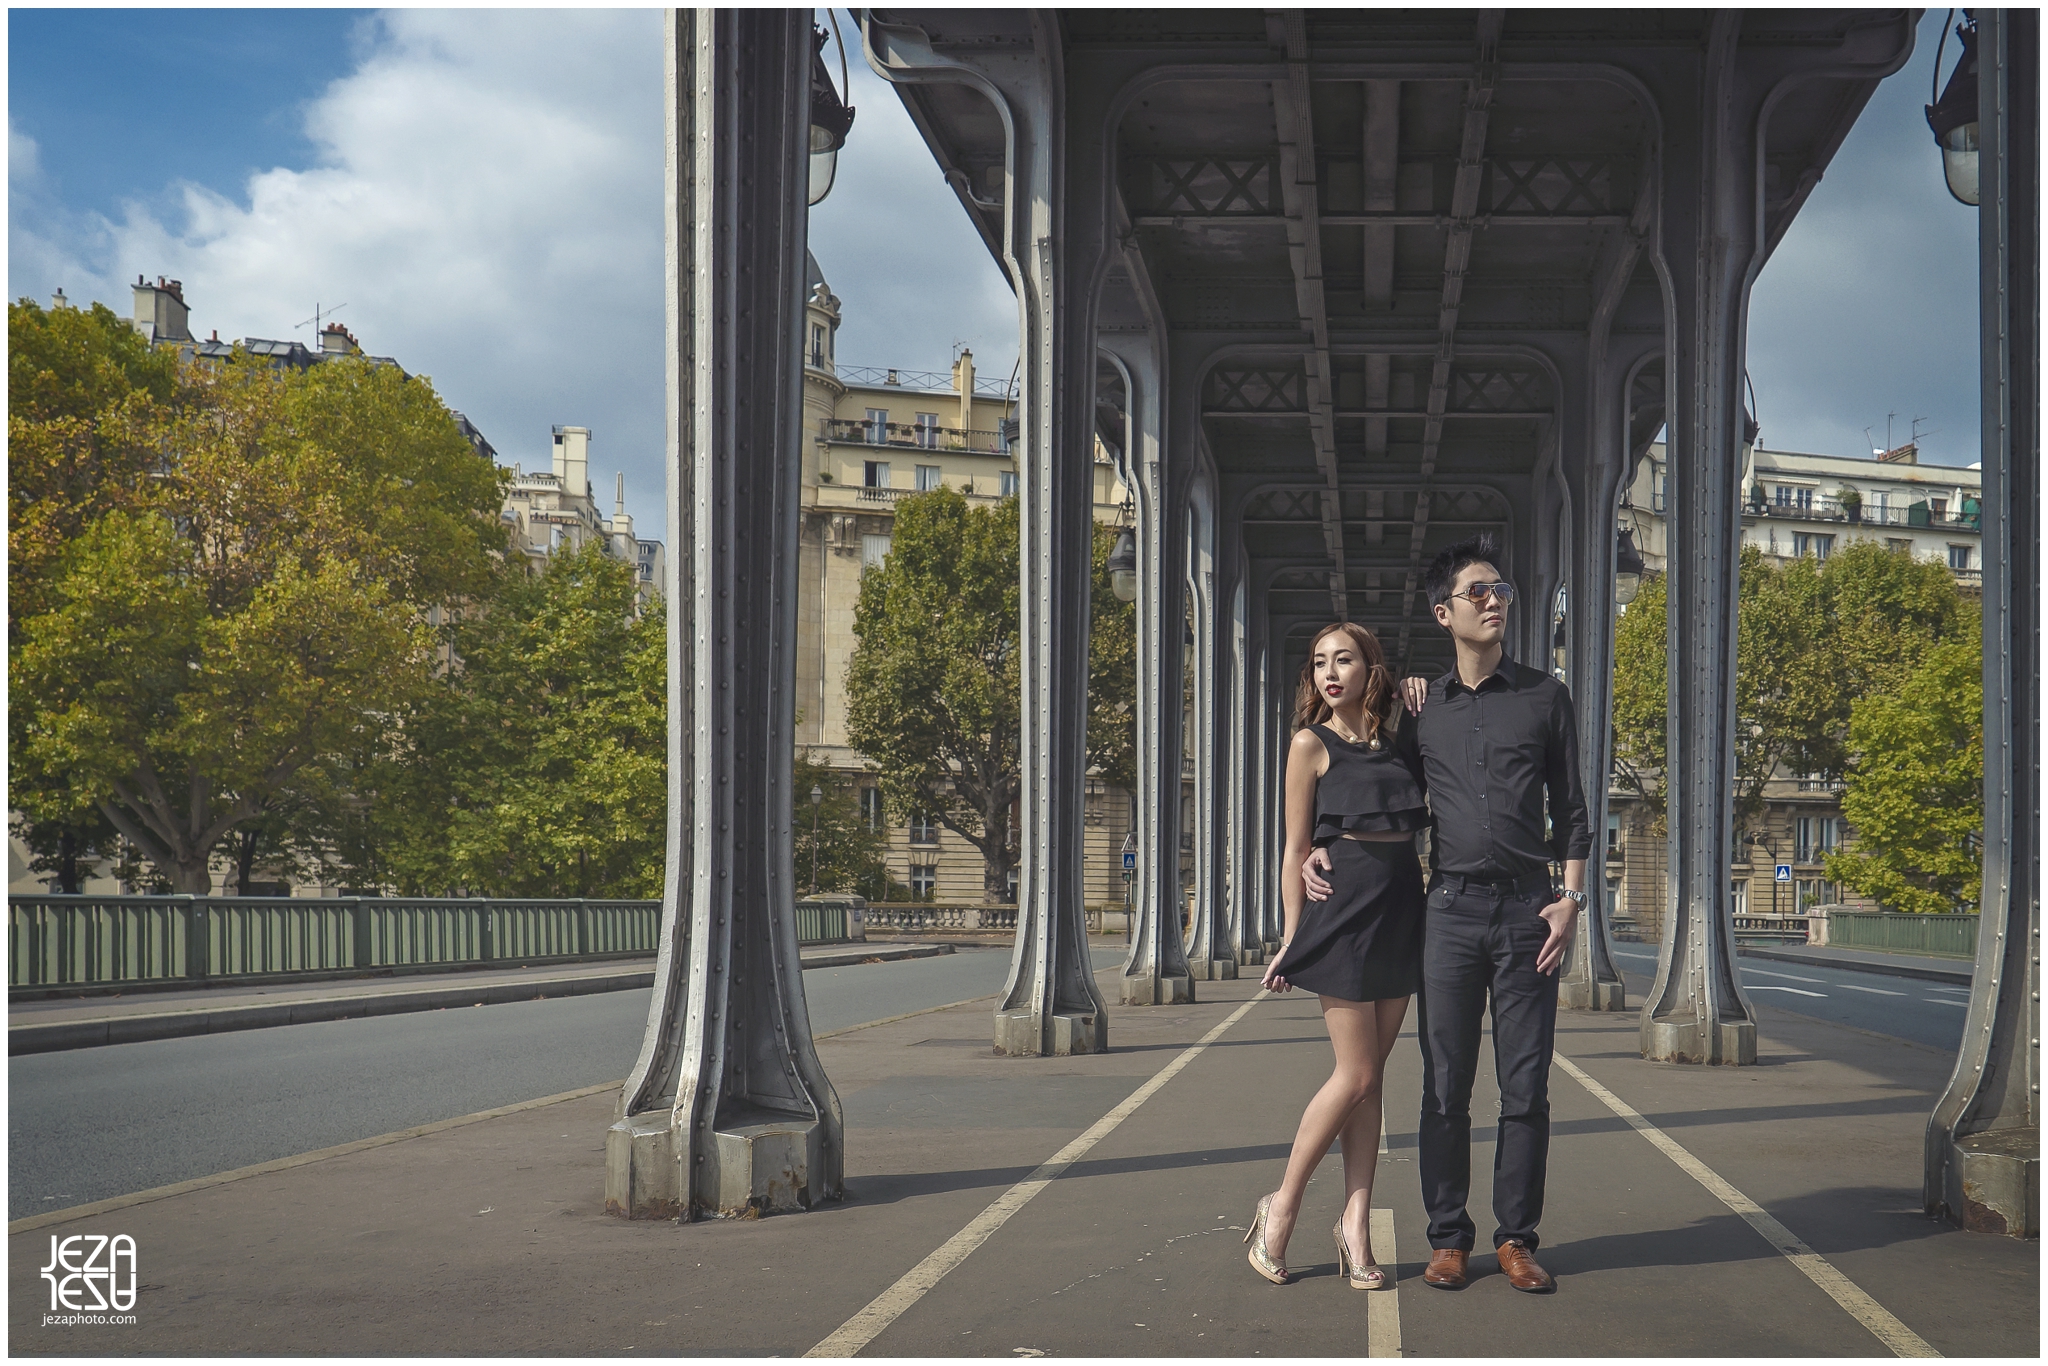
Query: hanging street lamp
1107,526,1139,603
807,22,857,206
1614,526,1646,607
1926,11,1981,206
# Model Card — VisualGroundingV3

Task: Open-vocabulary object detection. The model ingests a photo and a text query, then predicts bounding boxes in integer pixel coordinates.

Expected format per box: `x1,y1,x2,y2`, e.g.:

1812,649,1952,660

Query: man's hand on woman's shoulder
1401,675,1431,714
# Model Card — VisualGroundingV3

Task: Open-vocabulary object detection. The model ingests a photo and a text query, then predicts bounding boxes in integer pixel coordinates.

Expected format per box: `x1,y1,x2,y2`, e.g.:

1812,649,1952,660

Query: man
1303,533,1590,1293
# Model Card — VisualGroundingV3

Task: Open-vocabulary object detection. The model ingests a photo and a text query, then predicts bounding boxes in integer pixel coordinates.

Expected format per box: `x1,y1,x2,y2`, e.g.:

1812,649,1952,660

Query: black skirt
1280,837,1425,1003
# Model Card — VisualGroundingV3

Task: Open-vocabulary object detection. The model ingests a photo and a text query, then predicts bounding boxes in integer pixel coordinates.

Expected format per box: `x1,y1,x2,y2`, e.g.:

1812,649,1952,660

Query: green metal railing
1826,911,1979,959
9,895,857,992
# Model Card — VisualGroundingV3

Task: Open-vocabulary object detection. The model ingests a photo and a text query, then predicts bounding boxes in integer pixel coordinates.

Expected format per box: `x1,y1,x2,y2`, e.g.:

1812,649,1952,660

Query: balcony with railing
836,365,1016,398
1745,495,1982,532
824,417,1010,455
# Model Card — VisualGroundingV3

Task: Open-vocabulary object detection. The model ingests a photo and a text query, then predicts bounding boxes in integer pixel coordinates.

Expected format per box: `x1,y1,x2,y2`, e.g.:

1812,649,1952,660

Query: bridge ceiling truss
874,7,1893,671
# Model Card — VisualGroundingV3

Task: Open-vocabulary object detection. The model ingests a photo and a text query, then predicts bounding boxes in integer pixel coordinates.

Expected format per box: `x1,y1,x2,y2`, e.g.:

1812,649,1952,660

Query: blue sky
9,7,1980,535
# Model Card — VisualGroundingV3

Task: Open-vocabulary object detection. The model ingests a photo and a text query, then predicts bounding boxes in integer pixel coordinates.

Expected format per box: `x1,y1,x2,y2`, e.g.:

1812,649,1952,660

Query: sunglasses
1454,582,1515,605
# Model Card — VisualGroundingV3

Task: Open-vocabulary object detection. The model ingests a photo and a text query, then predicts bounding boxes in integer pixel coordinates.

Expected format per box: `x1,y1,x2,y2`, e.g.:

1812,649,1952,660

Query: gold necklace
1327,715,1381,749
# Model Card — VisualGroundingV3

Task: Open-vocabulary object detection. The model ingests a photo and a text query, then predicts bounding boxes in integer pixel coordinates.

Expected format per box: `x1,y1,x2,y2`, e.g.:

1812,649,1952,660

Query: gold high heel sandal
1244,1193,1291,1284
1334,1219,1389,1290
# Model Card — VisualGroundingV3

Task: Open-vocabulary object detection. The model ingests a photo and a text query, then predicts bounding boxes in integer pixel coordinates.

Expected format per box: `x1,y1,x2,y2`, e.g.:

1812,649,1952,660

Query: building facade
796,256,1142,908
1604,439,1981,938
499,426,665,606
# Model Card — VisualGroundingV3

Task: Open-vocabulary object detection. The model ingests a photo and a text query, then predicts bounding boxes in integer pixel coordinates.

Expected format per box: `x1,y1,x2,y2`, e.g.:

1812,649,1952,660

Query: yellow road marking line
1553,1053,1938,1359
1367,1206,1402,1357
806,992,1269,1358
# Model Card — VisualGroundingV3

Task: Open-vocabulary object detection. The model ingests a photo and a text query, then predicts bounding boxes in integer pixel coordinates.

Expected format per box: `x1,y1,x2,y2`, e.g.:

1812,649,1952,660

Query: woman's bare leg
1334,995,1410,1263
1262,996,1390,1261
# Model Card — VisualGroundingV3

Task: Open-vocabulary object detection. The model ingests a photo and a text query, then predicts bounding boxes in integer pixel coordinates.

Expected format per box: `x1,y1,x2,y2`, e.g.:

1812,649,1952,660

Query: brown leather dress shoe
1496,1239,1556,1292
1422,1248,1469,1288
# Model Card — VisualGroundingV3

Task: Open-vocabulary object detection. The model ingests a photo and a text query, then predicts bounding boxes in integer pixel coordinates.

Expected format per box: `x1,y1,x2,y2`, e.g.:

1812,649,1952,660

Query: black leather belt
1430,870,1551,898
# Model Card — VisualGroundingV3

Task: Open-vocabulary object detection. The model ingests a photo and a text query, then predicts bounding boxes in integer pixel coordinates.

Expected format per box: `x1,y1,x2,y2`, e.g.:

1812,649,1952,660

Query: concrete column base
1238,947,1266,966
605,1106,829,1220
1188,958,1238,981
1119,973,1194,1007
1641,1015,1757,1065
1561,979,1626,1011
1931,1128,2040,1237
994,1007,1106,1055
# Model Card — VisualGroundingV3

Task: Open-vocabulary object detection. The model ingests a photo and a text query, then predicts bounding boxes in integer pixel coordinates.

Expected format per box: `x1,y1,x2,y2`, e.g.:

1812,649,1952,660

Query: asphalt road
1607,943,1967,1051
8,944,1124,1220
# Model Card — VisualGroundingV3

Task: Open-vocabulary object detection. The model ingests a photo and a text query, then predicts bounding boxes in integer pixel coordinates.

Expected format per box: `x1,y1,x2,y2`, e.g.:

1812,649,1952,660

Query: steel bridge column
1185,475,1237,979
1243,584,1277,962
1927,6,2039,1237
1225,569,1258,966
608,9,841,1220
1104,336,1195,1006
1637,14,1760,1064
1557,338,1634,1012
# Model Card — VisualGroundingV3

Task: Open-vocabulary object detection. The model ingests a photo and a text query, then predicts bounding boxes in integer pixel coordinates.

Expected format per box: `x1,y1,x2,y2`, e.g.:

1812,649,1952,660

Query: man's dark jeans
1416,876,1558,1252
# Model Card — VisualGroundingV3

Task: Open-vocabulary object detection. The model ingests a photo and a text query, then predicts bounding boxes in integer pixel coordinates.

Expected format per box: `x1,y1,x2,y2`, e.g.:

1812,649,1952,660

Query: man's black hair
1423,532,1504,612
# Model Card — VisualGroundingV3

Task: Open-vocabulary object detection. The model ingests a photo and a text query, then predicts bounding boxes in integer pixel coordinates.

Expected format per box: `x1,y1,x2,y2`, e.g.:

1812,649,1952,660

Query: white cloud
11,10,670,515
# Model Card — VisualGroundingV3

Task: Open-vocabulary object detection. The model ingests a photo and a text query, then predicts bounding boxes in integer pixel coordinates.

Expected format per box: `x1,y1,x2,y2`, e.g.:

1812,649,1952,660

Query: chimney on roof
130,275,192,344
50,288,68,310
952,347,975,431
552,425,592,502
319,323,359,355
1878,442,1919,464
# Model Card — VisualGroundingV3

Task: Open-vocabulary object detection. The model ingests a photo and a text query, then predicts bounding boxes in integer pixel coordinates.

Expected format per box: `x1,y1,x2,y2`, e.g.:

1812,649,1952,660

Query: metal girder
1103,337,1197,1007
1926,6,2039,1238
1266,8,1347,620
1184,470,1238,978
1392,9,1503,675
1225,570,1258,964
865,11,1110,1056
608,9,841,1221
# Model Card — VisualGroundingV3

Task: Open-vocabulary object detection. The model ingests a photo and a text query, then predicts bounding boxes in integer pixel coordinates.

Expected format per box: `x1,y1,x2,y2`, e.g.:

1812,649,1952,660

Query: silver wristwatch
1555,888,1587,905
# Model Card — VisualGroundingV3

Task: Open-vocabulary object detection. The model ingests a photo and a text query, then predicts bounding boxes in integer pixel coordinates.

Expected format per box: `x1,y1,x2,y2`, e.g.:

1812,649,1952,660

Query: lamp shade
1925,17,1980,206
807,29,856,207
1107,527,1139,603
1614,526,1646,606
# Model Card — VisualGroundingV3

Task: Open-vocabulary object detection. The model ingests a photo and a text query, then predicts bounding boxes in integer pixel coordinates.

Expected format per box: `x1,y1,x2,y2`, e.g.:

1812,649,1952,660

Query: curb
1735,945,1972,986
7,943,956,1057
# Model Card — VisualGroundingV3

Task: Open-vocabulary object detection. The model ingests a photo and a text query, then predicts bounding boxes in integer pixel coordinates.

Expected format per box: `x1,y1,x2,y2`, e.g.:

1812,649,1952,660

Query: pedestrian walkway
9,968,2034,1356
8,942,956,1055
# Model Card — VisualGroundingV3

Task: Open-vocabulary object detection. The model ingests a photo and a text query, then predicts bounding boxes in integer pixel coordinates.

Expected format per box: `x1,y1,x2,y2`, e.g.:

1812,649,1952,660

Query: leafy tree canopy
1824,636,1983,913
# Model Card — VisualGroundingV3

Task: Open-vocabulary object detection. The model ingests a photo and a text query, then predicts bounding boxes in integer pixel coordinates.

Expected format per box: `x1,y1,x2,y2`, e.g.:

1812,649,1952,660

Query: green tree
1824,637,1983,913
1608,570,1669,826
367,543,667,898
11,350,505,894
845,490,1136,902
846,489,1022,902
793,749,889,896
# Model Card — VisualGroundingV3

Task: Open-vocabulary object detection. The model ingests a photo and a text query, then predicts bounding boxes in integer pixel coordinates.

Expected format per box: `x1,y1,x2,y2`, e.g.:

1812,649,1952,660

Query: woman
1244,620,1428,1290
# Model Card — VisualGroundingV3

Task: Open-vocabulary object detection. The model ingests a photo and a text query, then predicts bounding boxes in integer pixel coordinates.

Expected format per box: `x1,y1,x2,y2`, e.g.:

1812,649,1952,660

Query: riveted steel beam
608,9,841,1222
1927,6,2039,1237
1185,469,1238,979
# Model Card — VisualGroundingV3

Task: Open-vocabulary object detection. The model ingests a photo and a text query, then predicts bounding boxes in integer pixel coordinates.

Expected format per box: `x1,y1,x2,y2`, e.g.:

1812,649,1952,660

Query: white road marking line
1742,968,1827,983
805,993,1268,1358
1553,1053,1938,1358
1926,999,1969,1008
1367,1206,1401,1358
1835,984,1907,997
1746,985,1828,997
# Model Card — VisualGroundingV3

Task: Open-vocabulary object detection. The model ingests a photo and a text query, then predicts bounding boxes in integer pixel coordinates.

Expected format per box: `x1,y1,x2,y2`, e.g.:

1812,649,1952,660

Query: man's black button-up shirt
1414,651,1593,878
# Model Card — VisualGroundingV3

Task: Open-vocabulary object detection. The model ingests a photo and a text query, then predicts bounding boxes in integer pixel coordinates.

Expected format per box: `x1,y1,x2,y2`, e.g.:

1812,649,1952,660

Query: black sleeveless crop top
1310,714,1429,842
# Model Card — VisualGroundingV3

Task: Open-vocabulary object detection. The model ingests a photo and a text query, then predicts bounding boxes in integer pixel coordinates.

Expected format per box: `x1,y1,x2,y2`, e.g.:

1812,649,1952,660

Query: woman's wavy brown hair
1292,620,1397,744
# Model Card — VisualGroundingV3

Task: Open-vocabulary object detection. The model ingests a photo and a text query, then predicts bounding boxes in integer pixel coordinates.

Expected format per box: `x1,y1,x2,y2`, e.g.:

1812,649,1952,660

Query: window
909,864,938,900
1774,486,1813,511
916,464,943,492
859,787,884,831
1886,537,1913,553
865,408,888,443
1931,497,1948,520
861,533,891,573
915,413,940,449
1731,881,1749,916
1005,868,1019,902
1948,543,1973,571
863,460,890,489
1651,464,1667,512
1795,816,1837,864
999,470,1019,498
1793,532,1834,561
1606,813,1622,853
1871,491,1890,522
810,323,827,368
909,812,938,845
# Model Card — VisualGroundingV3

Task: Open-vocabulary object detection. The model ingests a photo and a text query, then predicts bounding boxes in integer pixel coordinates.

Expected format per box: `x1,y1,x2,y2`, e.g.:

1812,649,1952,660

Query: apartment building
499,427,665,606
796,254,1139,907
